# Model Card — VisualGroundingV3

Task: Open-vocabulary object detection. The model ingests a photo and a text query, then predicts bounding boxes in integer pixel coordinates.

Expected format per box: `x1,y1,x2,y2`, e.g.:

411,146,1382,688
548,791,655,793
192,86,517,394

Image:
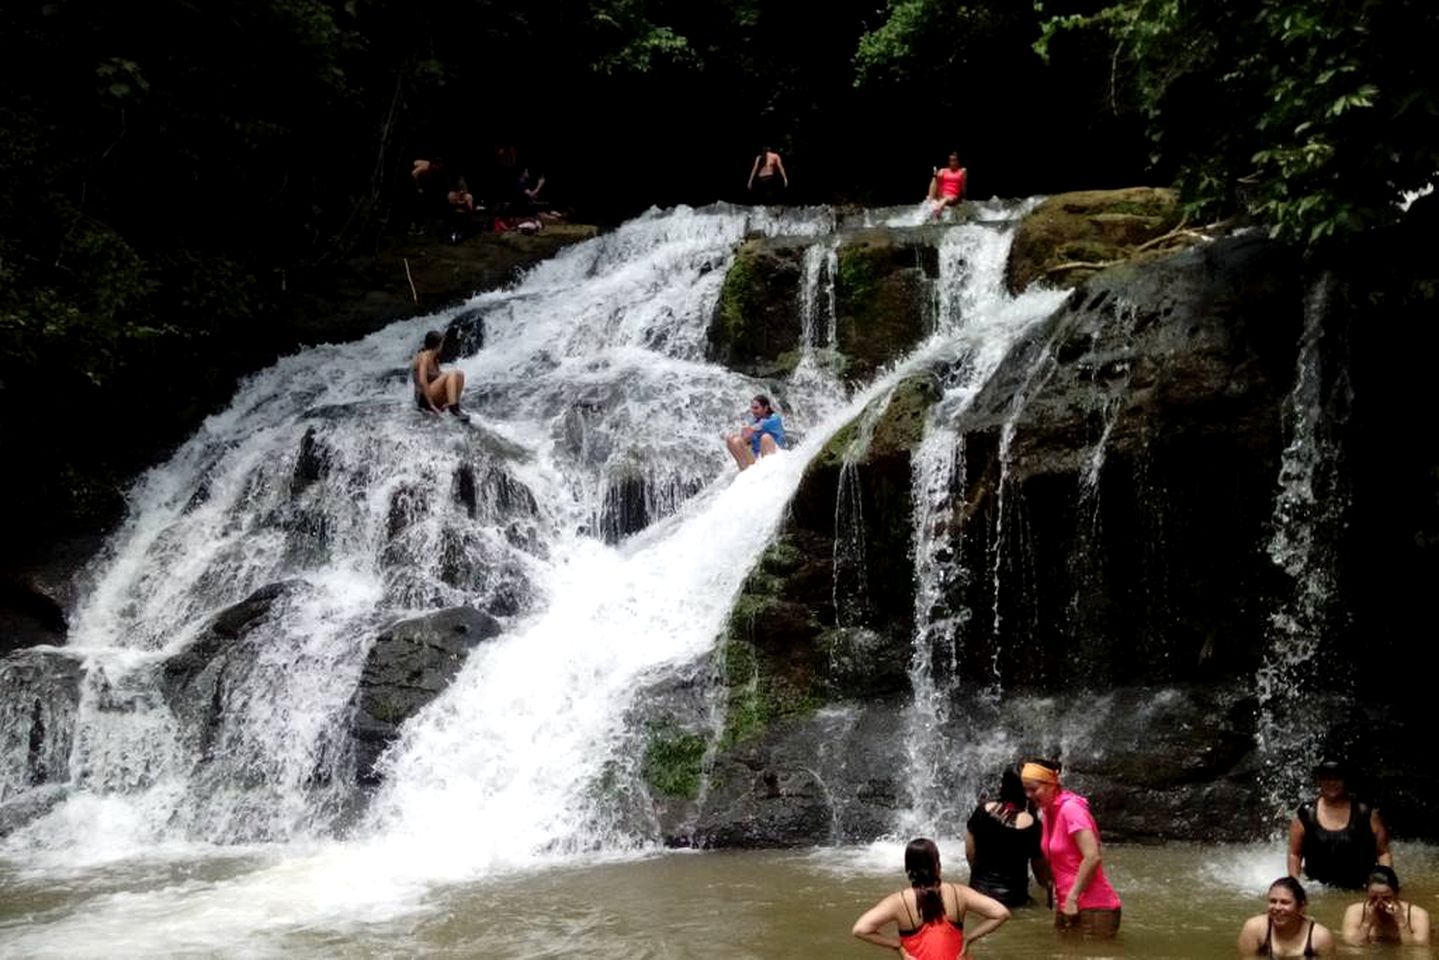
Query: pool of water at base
3,841,1437,958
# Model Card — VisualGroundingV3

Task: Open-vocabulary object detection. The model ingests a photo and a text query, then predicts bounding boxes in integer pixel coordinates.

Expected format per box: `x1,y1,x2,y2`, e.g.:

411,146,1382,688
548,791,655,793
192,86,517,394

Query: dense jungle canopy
1,0,1437,544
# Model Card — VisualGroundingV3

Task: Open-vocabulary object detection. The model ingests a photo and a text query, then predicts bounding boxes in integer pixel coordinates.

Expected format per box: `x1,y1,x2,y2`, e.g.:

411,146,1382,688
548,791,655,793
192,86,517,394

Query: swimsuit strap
948,883,965,927
1261,917,1273,956
1305,918,1316,957
901,890,919,932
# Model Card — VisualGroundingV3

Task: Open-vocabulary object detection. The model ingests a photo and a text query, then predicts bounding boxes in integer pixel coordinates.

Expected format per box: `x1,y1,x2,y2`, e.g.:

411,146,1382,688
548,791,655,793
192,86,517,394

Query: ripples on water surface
4,842,1438,957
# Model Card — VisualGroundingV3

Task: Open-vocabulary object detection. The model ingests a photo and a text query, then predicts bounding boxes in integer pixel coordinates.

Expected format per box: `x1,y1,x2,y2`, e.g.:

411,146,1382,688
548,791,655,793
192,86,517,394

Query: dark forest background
2,0,1436,552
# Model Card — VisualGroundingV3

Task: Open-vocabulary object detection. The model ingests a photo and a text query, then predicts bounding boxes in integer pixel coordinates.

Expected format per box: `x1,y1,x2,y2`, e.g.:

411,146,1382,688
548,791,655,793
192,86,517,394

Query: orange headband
1020,762,1059,784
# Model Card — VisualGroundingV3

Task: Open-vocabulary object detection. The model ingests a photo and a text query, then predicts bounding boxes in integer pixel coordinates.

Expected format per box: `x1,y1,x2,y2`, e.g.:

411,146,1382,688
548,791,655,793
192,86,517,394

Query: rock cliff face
707,229,940,383
642,203,1432,846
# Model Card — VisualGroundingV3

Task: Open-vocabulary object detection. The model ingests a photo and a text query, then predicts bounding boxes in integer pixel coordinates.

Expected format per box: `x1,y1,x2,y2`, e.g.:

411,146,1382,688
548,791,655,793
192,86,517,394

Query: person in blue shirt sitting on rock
724,394,784,470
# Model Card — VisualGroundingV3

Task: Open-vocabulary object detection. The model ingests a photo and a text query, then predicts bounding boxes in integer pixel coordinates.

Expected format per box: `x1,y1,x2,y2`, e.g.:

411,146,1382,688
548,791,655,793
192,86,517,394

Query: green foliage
1037,0,1439,250
642,723,707,799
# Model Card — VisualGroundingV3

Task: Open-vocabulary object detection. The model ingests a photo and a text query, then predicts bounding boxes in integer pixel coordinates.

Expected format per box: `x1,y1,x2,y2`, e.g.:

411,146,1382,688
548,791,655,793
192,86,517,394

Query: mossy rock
833,231,934,383
808,374,941,474
707,239,805,377
1006,187,1184,294
643,723,707,799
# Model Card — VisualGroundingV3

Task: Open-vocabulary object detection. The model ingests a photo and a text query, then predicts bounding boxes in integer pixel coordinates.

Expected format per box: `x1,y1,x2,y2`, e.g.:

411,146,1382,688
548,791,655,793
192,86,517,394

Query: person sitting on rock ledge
412,330,467,417
927,151,967,219
723,394,783,470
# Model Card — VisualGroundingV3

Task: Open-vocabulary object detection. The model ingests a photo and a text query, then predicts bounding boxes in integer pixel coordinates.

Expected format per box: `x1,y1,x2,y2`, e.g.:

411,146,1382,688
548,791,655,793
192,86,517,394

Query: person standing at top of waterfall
1341,865,1430,946
411,330,467,417
747,146,788,204
723,395,784,470
965,765,1051,908
1287,759,1391,890
852,837,1011,959
927,152,967,219
1237,876,1337,957
1020,759,1122,937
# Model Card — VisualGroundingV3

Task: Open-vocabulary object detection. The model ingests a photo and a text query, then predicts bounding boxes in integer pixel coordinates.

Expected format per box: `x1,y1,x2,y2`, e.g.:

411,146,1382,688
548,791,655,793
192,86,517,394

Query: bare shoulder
1310,920,1337,950
1237,913,1267,944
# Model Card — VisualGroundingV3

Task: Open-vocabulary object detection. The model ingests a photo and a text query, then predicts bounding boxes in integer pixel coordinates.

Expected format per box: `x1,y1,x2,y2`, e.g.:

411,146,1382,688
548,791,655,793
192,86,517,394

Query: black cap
1312,759,1348,780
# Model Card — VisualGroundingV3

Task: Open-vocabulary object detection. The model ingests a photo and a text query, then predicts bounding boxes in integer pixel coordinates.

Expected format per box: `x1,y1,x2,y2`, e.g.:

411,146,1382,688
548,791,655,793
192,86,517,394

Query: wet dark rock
0,648,84,805
599,467,706,544
0,784,70,838
442,305,486,361
951,234,1302,689
291,426,331,495
1005,187,1184,294
349,606,502,783
159,581,303,760
0,535,100,655
694,703,905,847
707,237,806,378
834,230,935,383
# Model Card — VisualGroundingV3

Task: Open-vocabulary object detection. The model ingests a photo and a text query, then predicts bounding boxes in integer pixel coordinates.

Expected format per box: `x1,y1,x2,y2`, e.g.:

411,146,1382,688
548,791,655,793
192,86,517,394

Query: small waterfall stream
1255,273,1353,812
896,221,1069,837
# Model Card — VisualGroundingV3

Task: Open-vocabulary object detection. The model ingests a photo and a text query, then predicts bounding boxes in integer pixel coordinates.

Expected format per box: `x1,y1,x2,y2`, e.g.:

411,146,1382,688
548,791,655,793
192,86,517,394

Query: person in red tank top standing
928,151,967,219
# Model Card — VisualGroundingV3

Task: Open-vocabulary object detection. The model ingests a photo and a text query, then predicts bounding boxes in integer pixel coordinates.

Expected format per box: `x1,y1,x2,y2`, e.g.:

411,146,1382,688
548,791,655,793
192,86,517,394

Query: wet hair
1269,876,1308,907
904,838,946,924
993,766,1028,824
423,330,443,350
1367,865,1400,892
752,394,774,416
1312,759,1347,781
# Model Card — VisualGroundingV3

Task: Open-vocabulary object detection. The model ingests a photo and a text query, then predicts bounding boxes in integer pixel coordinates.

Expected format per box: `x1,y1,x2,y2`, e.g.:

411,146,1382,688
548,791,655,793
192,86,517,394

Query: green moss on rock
707,239,805,377
1006,187,1184,294
643,723,707,799
833,231,933,383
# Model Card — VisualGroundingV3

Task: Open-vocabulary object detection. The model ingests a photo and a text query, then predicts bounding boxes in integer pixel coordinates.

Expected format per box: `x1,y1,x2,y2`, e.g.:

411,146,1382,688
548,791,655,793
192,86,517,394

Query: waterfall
0,200,1073,952
1,206,851,857
897,222,1069,837
1255,273,1352,813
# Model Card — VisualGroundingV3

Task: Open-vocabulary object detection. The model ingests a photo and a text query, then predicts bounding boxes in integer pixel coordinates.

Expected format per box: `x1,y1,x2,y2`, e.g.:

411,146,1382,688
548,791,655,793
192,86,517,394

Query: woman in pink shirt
927,152,967,219
1020,758,1122,937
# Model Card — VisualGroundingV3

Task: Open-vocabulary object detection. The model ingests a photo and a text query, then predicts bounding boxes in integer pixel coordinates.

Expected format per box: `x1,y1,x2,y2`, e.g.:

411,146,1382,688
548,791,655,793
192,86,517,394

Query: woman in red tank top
853,838,1010,959
927,152,967,219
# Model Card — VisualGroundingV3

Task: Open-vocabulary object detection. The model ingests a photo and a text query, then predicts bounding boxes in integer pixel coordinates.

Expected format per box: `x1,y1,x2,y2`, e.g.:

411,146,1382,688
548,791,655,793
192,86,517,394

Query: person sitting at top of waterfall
747,145,788,204
965,765,1051,908
411,330,467,417
1237,876,1336,957
1341,865,1431,946
723,394,784,470
852,837,1010,959
1287,759,1391,890
927,152,967,219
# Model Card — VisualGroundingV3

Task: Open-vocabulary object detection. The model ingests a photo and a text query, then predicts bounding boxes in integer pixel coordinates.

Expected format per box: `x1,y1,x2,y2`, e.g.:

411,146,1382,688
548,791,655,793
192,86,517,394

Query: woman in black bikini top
1237,877,1335,957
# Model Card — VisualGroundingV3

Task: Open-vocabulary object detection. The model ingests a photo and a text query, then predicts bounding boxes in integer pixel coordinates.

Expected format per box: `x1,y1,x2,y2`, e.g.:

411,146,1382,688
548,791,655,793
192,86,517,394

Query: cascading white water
897,223,1069,837
0,200,1071,954
1255,273,1352,812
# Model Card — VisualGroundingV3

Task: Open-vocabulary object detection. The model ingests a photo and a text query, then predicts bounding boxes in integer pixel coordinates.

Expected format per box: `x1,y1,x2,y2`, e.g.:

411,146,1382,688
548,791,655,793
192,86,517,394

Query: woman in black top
964,766,1051,907
1287,759,1391,889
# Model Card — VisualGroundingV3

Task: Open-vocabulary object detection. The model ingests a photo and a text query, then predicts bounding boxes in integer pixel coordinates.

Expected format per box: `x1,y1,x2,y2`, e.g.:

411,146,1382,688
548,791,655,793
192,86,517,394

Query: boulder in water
833,230,938,383
0,648,84,806
707,237,806,378
1005,187,1184,294
350,606,502,783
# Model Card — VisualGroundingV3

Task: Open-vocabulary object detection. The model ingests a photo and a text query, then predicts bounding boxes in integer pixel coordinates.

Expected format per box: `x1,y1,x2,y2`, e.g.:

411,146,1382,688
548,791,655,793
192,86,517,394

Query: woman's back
967,801,1039,907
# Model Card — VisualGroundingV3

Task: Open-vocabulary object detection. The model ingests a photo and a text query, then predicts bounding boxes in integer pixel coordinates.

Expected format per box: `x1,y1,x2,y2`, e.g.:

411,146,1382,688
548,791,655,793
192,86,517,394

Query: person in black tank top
1237,877,1336,957
1286,759,1390,889
964,766,1050,907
